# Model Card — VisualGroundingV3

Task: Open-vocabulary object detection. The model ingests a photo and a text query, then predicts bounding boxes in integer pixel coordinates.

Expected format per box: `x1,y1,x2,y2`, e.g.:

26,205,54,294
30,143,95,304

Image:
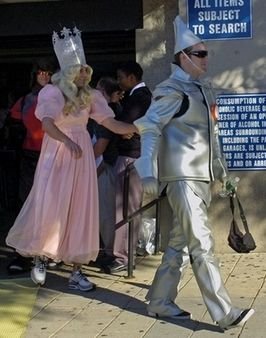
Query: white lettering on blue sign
188,0,252,40
209,22,247,34
217,94,266,171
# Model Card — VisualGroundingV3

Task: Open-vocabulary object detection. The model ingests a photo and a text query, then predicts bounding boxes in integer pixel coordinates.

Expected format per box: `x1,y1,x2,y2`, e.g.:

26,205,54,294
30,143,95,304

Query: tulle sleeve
35,84,65,121
89,89,115,124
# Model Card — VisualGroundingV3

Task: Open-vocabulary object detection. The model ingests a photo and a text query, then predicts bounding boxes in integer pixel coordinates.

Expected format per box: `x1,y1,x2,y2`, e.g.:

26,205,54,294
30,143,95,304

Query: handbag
228,193,256,253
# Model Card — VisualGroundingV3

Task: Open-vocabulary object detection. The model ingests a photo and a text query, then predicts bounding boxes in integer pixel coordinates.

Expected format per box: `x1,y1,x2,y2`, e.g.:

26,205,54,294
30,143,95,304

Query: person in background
104,61,152,274
6,27,137,291
6,58,56,274
134,16,254,330
93,76,123,267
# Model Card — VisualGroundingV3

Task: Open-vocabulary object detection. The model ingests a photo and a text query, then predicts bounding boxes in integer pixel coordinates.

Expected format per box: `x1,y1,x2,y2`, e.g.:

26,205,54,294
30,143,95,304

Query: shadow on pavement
36,270,223,334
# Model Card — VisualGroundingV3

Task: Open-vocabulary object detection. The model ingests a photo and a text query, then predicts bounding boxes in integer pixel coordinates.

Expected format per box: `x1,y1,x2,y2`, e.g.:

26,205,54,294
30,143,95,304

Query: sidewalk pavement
22,252,265,338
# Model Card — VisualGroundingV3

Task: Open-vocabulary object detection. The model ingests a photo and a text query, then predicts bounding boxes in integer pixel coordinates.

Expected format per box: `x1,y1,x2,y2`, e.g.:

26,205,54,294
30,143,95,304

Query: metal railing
115,163,165,278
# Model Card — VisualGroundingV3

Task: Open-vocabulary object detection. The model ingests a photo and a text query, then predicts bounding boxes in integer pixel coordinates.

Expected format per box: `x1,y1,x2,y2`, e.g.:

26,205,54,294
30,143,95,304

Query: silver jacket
134,65,228,182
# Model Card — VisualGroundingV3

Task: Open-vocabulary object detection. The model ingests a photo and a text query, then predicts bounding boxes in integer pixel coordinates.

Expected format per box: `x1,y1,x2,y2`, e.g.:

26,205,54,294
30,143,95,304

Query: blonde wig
51,64,93,115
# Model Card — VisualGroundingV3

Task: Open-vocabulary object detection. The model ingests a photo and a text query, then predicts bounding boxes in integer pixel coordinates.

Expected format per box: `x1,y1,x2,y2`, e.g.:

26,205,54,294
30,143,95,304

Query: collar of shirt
129,82,146,96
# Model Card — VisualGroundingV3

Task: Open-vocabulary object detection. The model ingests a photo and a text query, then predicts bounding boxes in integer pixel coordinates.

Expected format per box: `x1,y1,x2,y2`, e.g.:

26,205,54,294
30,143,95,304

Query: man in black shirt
105,61,152,273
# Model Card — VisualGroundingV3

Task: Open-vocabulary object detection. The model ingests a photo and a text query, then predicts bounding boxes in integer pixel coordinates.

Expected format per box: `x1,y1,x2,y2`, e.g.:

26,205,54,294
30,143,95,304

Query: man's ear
179,52,188,69
179,52,186,63
129,74,136,84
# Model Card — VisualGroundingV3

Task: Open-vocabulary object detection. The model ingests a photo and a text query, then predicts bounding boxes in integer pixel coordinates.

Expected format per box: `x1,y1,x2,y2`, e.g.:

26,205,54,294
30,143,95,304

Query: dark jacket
117,86,152,158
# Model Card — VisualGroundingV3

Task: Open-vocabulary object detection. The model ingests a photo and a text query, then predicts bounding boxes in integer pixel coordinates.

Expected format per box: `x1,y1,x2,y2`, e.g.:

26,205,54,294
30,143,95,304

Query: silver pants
146,180,242,327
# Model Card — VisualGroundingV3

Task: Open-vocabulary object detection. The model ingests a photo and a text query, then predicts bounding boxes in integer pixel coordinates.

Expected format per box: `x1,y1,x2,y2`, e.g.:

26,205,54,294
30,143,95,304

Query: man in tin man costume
134,16,254,330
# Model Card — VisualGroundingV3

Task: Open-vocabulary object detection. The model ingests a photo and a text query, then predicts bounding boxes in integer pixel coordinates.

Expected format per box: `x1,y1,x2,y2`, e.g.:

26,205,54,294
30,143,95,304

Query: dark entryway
0,30,136,110
0,0,143,107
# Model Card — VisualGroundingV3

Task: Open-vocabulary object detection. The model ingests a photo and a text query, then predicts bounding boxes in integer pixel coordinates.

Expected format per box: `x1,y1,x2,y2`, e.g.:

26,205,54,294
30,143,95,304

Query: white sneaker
68,270,96,292
31,257,46,285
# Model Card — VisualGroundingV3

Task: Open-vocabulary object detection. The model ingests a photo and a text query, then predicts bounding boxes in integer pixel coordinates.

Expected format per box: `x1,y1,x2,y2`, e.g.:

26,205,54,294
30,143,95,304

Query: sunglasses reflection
188,50,208,58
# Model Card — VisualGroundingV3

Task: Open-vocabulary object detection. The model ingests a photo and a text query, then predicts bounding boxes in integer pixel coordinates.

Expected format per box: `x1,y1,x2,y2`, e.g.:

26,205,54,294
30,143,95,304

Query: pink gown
6,84,114,264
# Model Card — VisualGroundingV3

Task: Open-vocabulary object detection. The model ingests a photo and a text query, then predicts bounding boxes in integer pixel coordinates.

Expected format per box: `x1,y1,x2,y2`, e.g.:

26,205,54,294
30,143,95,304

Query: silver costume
134,65,242,328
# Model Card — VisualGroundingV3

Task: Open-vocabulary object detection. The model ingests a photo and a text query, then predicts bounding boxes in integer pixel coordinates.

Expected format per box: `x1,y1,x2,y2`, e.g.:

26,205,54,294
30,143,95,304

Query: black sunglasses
188,50,208,58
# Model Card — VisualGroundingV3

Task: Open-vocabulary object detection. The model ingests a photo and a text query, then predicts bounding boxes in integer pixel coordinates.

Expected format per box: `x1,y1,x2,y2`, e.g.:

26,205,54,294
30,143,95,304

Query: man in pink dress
6,27,137,291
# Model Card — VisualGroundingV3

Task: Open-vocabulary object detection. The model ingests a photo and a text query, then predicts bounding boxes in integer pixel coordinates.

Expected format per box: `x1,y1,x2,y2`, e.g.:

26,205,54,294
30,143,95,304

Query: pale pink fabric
6,85,114,264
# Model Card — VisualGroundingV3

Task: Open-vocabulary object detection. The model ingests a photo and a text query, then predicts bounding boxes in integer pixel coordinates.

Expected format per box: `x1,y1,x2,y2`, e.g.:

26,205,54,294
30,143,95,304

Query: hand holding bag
228,194,256,253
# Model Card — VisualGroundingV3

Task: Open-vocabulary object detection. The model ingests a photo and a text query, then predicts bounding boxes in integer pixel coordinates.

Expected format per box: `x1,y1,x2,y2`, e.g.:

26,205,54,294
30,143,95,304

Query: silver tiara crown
52,27,86,70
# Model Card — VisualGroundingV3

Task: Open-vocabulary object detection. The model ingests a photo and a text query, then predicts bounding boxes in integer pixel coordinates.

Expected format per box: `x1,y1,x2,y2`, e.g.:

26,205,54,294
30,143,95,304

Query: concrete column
136,0,178,91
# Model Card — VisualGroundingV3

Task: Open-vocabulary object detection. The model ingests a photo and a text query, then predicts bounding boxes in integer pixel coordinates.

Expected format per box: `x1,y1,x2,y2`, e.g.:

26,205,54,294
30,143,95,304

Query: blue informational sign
217,93,266,171
187,0,252,40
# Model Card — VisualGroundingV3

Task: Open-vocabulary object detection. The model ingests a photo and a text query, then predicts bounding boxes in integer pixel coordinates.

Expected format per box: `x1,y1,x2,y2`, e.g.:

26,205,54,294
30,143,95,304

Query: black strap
196,84,208,108
172,84,208,120
230,194,250,234
172,94,189,119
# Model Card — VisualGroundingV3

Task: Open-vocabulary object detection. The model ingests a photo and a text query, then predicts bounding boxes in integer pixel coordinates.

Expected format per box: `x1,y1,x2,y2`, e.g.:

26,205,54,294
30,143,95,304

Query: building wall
136,0,178,91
